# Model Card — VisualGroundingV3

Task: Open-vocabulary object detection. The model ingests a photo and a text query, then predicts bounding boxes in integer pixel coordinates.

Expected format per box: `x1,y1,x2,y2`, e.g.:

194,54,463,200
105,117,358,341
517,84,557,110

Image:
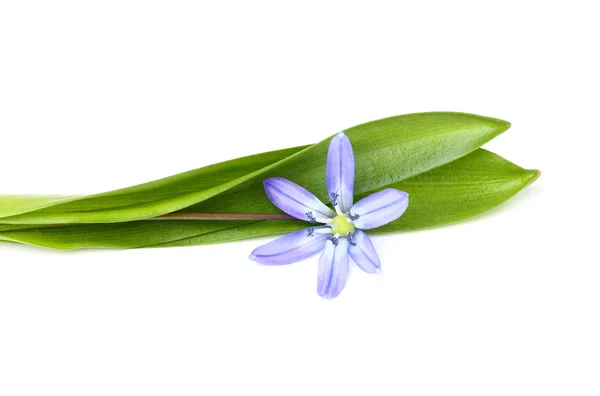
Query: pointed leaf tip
524,169,541,187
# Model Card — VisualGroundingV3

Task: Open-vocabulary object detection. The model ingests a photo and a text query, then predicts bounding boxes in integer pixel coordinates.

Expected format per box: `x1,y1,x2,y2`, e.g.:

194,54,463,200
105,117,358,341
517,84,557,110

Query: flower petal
326,132,355,214
349,189,409,230
264,177,336,222
348,230,381,273
249,227,332,265
317,237,350,298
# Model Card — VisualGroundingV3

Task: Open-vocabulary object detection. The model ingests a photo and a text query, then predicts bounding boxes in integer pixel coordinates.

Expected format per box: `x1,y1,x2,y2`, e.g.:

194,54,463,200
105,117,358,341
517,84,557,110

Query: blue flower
249,132,409,298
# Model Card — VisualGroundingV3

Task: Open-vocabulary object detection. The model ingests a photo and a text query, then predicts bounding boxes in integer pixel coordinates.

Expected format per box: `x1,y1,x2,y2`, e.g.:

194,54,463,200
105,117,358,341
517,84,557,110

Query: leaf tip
491,117,511,133
525,169,541,187
470,113,511,135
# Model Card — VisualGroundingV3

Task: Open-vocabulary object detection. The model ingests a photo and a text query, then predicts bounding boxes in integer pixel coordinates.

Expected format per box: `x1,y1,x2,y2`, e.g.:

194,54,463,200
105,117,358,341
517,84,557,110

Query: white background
0,1,598,395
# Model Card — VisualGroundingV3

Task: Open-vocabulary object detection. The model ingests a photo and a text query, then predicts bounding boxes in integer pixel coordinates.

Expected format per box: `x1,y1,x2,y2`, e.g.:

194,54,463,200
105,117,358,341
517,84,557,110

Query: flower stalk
146,212,296,221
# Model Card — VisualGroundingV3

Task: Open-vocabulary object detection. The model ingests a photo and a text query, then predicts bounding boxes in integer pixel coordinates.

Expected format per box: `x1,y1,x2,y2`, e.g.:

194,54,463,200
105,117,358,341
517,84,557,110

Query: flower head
249,132,409,298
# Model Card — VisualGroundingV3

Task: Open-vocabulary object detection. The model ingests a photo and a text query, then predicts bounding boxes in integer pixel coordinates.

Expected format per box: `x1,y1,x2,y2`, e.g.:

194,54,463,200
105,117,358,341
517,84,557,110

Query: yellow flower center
331,215,355,236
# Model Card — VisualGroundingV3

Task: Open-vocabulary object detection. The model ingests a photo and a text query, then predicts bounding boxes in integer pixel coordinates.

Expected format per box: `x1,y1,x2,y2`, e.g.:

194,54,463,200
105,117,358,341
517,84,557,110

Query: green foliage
0,112,538,250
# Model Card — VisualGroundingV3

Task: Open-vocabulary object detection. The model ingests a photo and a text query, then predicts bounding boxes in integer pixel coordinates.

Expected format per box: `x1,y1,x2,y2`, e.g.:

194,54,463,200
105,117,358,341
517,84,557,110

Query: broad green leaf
0,112,509,224
0,149,539,250
158,148,540,246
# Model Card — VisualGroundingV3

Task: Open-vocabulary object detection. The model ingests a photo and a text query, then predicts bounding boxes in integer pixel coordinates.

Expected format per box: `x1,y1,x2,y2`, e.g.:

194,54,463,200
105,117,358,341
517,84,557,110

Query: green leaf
0,149,539,250
0,112,509,224
158,148,541,247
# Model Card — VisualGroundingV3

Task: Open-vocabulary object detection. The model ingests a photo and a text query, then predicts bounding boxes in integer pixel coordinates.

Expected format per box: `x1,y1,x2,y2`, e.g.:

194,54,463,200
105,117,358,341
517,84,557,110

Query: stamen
347,232,356,246
327,235,339,246
329,192,339,206
347,212,360,221
306,228,315,237
305,211,317,223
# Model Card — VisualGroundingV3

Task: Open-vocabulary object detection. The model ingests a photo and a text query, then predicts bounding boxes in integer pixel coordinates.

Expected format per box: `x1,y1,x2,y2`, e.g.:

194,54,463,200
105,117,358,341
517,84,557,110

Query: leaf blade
0,112,510,224
0,149,538,250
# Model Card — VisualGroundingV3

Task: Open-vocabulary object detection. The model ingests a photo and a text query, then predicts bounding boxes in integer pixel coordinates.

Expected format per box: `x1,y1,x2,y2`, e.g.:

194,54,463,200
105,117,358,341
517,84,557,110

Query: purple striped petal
348,230,381,273
349,189,409,230
249,227,332,265
326,132,355,213
264,177,336,223
317,237,350,298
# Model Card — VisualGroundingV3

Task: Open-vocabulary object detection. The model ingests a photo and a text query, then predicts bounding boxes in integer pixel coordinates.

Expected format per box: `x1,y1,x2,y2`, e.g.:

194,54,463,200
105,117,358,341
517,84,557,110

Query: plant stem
146,212,296,221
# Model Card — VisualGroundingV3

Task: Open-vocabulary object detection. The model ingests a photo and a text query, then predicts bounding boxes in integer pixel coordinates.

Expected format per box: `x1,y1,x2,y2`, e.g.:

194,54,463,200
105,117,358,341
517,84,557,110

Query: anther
347,232,356,246
330,192,339,206
347,212,360,221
